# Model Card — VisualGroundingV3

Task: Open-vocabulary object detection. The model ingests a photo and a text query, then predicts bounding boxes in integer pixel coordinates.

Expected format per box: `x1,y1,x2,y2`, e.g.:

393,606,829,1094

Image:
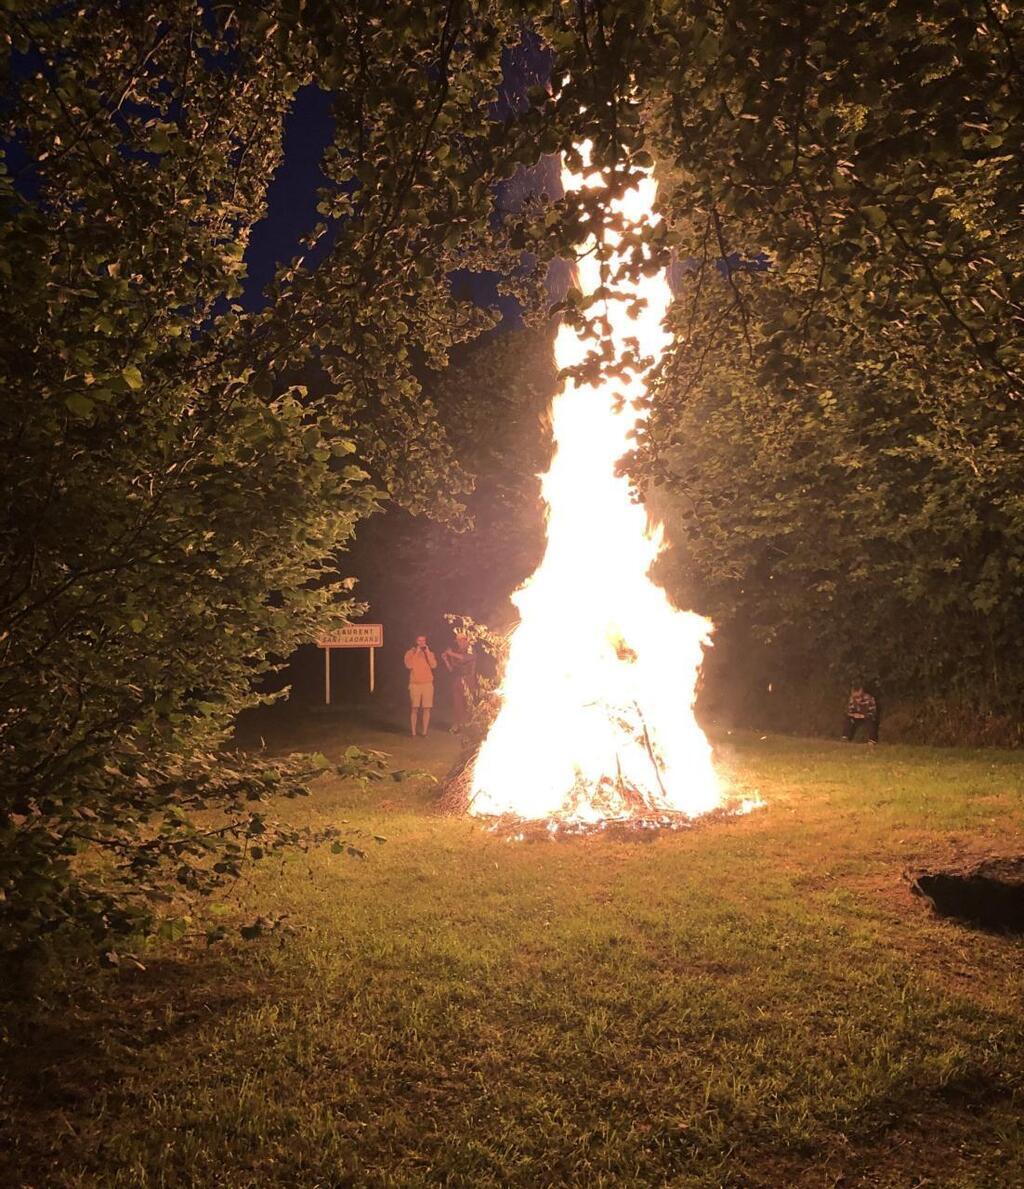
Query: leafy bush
0,1,543,950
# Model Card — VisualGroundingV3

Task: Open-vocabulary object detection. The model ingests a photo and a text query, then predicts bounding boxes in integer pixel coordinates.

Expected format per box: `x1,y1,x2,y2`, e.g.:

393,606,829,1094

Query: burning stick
635,703,670,806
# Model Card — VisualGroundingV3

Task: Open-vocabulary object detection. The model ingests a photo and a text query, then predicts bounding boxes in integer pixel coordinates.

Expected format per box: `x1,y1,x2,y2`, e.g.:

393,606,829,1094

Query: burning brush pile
442,149,757,836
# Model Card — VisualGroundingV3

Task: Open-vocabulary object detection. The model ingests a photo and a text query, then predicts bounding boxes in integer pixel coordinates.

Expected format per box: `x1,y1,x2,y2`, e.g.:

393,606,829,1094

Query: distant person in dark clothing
843,682,879,743
442,633,476,732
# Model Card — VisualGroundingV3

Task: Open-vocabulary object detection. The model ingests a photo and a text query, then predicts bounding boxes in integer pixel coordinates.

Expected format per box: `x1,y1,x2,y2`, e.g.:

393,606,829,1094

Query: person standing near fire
404,634,437,737
843,679,879,743
442,632,476,732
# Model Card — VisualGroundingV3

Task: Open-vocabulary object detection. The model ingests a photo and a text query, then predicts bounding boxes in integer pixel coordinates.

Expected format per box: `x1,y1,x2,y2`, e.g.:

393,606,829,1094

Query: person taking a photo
404,634,437,737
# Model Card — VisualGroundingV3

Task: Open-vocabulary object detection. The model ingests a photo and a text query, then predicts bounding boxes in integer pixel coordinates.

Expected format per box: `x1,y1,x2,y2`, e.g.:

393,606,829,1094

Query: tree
587,0,1024,735
0,0,548,948
337,0,1024,737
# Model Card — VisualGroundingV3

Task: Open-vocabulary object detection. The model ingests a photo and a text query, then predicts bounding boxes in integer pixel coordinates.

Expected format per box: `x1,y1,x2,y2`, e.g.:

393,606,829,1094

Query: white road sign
315,624,383,701
316,624,383,649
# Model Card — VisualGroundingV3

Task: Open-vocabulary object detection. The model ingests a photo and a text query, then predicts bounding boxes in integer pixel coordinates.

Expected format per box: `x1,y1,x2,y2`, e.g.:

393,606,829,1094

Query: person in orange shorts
404,634,437,736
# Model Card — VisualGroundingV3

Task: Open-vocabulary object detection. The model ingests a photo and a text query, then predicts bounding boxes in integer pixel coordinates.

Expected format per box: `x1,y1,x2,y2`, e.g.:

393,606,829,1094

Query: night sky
241,85,336,310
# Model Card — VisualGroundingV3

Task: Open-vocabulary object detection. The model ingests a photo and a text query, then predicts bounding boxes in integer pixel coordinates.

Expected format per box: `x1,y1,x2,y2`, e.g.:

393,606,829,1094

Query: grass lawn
3,711,1024,1187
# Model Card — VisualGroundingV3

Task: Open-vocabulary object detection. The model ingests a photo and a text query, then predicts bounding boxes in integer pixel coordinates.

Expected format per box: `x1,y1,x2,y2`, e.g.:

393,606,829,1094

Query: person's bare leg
421,708,431,736
410,707,418,736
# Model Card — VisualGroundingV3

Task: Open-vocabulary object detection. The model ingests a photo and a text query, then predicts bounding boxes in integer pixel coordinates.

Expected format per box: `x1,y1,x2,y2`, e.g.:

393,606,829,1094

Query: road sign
315,624,383,702
316,624,383,649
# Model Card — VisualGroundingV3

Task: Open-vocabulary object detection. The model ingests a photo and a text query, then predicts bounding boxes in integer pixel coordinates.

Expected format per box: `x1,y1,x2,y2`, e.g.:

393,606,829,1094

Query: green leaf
157,918,188,942
65,393,95,417
122,364,144,390
146,129,173,154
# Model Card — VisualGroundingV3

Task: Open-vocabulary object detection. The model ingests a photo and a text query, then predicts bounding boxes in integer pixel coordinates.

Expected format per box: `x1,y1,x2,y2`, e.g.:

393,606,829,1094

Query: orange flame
469,148,725,824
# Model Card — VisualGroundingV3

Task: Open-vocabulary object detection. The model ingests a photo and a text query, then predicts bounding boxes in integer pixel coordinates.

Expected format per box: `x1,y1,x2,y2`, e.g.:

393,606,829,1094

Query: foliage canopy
627,0,1024,727
0,0,545,947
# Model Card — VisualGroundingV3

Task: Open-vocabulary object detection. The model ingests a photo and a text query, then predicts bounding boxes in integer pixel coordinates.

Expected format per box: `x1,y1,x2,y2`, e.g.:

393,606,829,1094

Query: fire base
480,807,744,843
438,745,760,836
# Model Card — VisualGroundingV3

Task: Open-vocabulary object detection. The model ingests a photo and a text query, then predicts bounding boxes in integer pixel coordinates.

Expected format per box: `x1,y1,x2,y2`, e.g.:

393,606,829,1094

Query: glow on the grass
469,148,726,824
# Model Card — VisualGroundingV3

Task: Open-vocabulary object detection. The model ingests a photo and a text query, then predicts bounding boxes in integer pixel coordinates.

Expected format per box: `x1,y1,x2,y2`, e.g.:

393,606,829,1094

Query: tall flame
468,150,725,824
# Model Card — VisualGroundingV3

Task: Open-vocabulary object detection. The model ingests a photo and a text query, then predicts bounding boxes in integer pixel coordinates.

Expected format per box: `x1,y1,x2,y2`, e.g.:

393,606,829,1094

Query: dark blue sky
241,86,335,309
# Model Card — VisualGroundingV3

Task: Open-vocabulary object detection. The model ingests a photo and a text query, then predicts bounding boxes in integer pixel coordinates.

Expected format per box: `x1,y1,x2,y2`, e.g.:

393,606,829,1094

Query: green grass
4,716,1024,1187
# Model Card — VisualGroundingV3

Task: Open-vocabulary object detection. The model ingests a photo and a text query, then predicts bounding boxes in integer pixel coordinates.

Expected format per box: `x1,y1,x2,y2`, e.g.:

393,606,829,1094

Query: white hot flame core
469,149,724,823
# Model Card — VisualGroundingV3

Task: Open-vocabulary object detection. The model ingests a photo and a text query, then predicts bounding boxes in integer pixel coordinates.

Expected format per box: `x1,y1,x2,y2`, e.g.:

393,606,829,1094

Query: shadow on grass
234,699,410,751
1,952,252,1108
0,948,269,1184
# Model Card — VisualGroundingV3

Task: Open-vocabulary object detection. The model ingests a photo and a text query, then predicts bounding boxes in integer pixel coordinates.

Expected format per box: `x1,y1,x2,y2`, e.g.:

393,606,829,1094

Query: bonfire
450,149,752,832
